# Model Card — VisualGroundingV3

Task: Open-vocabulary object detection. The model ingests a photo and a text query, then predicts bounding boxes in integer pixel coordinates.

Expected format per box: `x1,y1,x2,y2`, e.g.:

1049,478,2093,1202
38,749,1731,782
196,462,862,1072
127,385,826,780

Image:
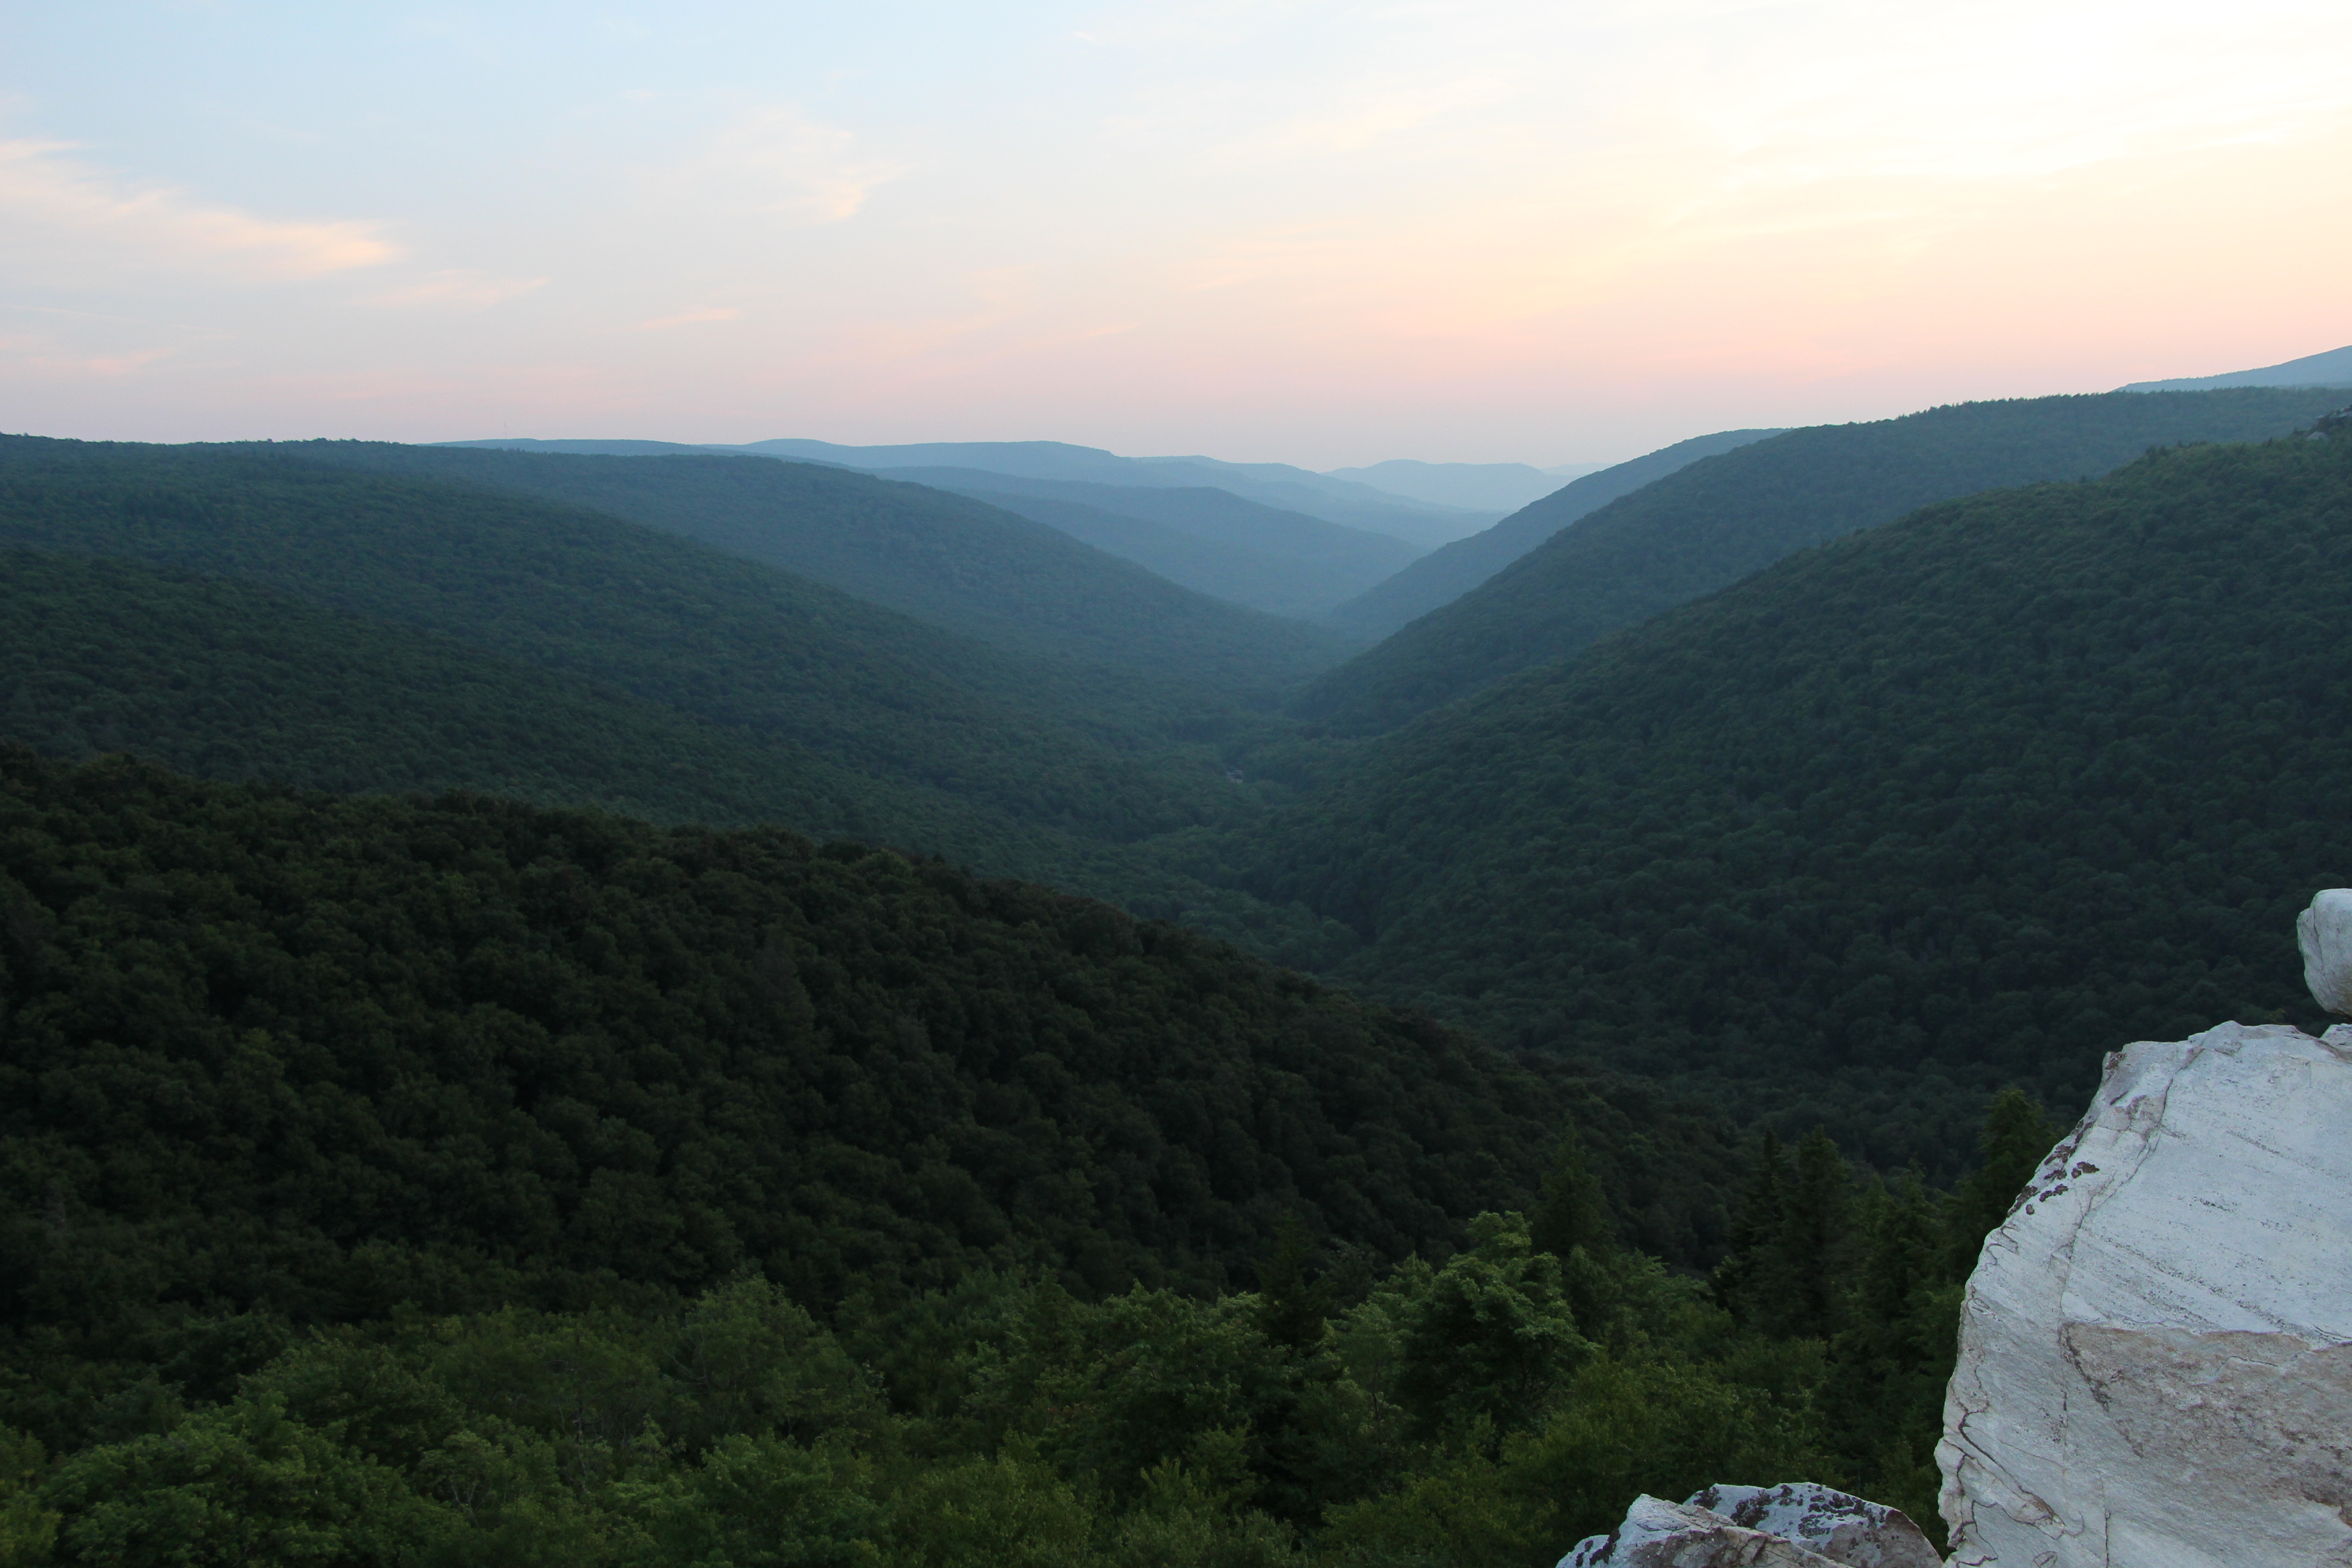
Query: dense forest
1222,418,2352,1167
0,748,2044,1564
274,443,1356,705
0,436,1385,952
1295,387,2352,734
8,391,2348,1561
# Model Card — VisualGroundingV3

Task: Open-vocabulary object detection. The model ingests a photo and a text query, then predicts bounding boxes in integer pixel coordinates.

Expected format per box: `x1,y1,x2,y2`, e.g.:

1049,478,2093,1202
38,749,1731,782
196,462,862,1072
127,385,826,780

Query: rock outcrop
1937,1015,2352,1565
2300,887,2352,1016
1558,1483,1939,1567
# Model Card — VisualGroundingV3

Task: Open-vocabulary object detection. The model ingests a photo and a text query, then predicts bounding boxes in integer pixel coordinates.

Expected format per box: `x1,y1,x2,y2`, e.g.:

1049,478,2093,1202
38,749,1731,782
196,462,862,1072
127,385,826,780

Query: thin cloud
665,108,908,224
637,307,742,330
371,270,546,308
0,139,396,284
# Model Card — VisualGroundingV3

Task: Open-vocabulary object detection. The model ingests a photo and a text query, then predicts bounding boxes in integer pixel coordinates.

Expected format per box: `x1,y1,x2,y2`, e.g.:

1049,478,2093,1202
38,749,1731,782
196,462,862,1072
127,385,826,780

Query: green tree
1252,1217,1334,1355
1946,1089,2061,1273
1395,1213,1587,1441
1528,1133,1614,1260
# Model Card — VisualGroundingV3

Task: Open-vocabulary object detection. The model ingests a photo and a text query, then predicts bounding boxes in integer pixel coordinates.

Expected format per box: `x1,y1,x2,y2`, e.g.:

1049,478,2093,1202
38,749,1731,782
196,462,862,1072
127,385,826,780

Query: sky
4,1,2350,468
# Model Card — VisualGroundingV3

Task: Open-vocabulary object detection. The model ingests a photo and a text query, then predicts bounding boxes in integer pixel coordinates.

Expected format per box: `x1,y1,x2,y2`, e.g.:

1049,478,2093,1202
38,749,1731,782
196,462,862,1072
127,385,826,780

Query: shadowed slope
1294,389,2352,734
1233,414,2352,1166
280,442,1356,703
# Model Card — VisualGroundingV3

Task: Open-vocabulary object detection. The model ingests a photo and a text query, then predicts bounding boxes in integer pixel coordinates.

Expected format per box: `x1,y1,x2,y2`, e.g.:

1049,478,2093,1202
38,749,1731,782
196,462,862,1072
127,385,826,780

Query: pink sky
4,1,2349,467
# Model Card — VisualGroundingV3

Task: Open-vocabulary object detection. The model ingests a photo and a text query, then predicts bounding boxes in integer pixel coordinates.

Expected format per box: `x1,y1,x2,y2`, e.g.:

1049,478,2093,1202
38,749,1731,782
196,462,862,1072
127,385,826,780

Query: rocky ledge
1558,1482,1940,1567
1936,1017,2352,1566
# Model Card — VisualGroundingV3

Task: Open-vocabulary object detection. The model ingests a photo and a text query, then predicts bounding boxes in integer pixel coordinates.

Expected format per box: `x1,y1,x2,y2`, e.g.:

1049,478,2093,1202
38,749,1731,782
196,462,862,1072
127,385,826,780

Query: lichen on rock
1557,1483,1938,1567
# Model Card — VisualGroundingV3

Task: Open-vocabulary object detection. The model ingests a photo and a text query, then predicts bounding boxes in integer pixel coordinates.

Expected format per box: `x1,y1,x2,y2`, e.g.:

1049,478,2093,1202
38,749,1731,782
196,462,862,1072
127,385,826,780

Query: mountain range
7,353,2352,1563
1293,387,2350,733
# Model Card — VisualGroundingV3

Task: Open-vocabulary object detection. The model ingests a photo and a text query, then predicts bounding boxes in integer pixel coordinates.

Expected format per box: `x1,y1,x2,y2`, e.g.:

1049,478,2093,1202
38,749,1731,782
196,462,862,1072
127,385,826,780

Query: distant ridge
1325,429,1785,642
874,464,1421,617
444,436,1488,544
1294,388,2352,735
1324,459,1579,514
2121,343,2352,392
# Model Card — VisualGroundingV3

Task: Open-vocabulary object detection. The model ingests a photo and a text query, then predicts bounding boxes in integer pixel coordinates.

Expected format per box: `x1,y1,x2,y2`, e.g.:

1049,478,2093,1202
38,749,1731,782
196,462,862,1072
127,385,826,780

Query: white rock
1688,1484,1941,1567
2300,888,2352,1015
1937,1019,2352,1567
1556,1493,1839,1566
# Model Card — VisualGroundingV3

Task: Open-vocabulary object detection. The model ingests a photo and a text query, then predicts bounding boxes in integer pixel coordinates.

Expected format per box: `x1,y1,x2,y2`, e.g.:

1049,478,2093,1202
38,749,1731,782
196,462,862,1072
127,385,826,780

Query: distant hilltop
2121,342,2352,391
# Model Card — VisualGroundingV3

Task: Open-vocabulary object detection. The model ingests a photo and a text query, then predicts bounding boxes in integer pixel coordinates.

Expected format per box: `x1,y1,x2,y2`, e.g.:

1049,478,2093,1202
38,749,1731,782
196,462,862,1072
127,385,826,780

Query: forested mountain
0,745,2035,1565
1219,416,2352,1169
1296,389,2350,733
278,442,1355,704
1326,429,1785,642
0,547,1357,964
920,483,1355,621
456,437,1488,544
1121,455,1491,547
877,466,1423,615
2121,342,2352,391
0,438,1289,863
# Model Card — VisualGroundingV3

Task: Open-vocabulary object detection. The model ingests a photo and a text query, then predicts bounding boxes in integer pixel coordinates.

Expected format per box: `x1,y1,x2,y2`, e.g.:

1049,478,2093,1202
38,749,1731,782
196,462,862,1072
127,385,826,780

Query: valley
5,374,2350,1565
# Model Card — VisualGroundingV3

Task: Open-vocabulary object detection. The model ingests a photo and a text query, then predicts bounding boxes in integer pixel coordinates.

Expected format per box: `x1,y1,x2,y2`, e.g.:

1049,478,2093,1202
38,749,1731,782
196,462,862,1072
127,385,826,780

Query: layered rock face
1558,1483,1940,1566
1938,1019,2352,1566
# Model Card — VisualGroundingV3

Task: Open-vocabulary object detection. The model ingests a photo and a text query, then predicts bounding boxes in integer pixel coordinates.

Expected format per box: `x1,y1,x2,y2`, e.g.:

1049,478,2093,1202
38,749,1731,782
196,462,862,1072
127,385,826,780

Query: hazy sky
6,1,2349,466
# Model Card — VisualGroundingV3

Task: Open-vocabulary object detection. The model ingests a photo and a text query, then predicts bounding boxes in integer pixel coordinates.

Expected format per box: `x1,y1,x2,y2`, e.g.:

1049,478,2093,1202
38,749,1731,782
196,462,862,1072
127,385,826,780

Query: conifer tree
1710,1130,1788,1322
1761,1130,1853,1340
1945,1088,2060,1274
1254,1215,1335,1354
1529,1131,1614,1260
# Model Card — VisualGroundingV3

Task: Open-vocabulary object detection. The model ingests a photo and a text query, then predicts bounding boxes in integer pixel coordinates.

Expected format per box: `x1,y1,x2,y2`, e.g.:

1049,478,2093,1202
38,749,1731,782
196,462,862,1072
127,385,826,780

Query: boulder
1558,1484,1938,1567
1688,1484,1941,1567
1557,1494,1838,1567
2300,887,2352,1015
1937,1018,2352,1566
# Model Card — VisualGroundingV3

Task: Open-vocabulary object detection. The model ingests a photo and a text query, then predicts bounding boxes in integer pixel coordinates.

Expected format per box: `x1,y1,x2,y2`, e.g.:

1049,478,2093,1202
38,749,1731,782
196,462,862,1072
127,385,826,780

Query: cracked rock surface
1937,1020,2352,1567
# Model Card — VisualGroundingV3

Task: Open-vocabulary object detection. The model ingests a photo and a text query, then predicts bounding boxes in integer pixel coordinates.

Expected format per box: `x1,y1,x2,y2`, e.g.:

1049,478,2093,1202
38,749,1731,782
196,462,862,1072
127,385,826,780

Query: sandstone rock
2300,887,2352,1015
1937,1019,2352,1567
1558,1485,1937,1567
1688,1484,1941,1567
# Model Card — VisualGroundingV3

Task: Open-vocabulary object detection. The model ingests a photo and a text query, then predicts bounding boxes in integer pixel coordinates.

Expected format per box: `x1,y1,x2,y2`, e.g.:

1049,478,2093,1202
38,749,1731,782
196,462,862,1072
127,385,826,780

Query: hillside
0,747,1635,1320
931,483,1354,621
278,442,1355,704
1296,389,2352,733
880,465,1422,615
455,437,1488,544
0,548,1350,960
1222,415,2352,1169
2121,342,2352,391
0,747,2038,1567
1326,429,1785,642
0,436,1262,838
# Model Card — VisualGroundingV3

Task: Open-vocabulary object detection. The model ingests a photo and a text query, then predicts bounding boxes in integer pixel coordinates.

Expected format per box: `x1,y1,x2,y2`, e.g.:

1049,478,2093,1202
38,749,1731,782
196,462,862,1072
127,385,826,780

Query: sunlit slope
1326,428,1786,642
289,442,1354,702
1235,418,2352,1165
1295,388,2351,734
0,436,1247,844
